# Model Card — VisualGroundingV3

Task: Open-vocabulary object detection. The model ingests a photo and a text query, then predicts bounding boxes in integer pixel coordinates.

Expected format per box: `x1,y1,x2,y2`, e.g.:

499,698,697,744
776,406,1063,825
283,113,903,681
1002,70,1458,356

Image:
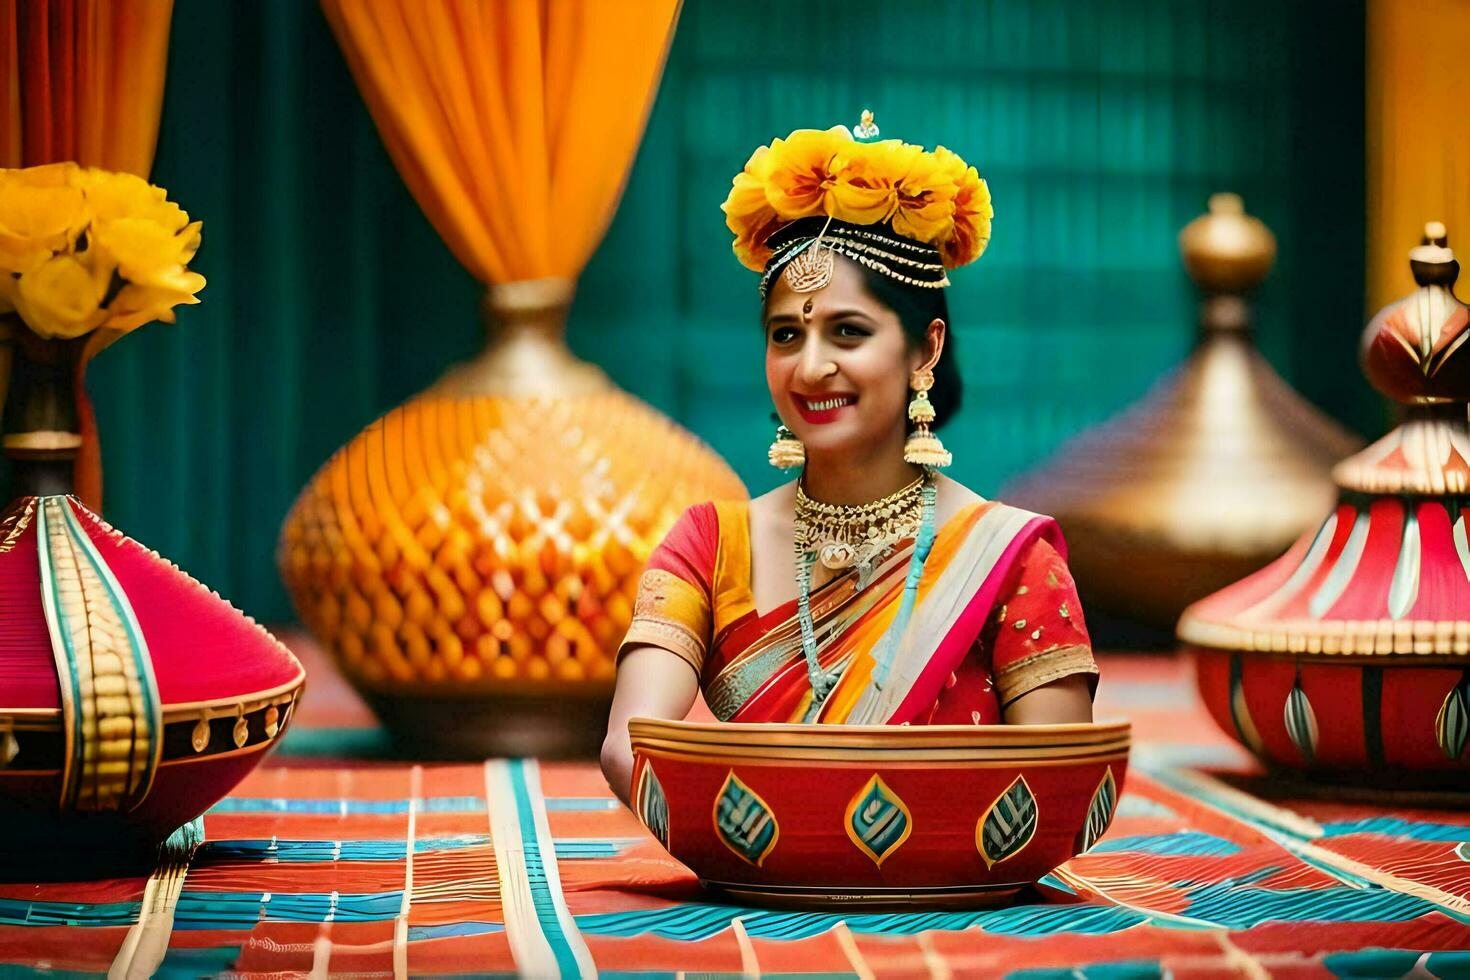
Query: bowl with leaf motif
627,718,1130,909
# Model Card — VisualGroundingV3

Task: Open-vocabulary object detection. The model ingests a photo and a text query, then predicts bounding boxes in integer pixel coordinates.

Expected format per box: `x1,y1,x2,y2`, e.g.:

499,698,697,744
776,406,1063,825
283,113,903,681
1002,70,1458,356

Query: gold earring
904,369,952,468
769,424,805,469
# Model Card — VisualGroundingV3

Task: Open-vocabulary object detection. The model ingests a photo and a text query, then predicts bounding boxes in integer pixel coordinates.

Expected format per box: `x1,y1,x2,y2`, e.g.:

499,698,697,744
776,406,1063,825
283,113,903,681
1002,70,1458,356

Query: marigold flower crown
721,111,993,294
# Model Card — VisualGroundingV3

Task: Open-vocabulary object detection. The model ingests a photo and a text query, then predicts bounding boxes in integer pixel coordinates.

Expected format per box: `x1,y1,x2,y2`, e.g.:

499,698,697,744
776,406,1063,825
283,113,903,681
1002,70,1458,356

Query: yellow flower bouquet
0,162,205,340
722,124,993,273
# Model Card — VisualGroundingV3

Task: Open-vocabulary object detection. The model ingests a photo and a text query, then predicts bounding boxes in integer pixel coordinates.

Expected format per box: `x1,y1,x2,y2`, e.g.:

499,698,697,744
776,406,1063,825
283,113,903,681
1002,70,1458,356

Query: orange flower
723,144,782,271
828,140,912,227
934,145,992,267
763,127,851,220
891,146,958,244
723,125,993,275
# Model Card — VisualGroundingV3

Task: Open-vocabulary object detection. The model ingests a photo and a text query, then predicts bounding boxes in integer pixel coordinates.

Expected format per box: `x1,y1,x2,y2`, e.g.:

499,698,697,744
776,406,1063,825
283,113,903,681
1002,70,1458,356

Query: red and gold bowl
628,718,1130,909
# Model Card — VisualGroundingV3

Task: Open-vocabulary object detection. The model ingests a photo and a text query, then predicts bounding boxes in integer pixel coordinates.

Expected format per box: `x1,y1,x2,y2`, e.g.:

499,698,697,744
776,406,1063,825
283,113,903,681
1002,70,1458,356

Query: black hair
852,262,962,430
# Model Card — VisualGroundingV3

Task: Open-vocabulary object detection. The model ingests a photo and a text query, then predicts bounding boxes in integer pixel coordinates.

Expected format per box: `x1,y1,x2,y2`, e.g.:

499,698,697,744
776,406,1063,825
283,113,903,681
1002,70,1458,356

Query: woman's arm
600,645,701,807
1002,673,1093,724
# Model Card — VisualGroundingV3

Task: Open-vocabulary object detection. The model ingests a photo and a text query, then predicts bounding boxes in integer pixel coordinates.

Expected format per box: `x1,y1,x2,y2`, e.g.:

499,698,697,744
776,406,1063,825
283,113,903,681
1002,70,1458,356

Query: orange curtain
1366,0,1470,312
319,0,682,285
1,0,175,511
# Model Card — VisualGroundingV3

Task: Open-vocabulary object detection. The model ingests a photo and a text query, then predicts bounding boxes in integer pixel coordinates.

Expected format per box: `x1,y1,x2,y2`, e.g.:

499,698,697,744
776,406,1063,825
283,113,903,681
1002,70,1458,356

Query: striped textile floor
1,642,1467,978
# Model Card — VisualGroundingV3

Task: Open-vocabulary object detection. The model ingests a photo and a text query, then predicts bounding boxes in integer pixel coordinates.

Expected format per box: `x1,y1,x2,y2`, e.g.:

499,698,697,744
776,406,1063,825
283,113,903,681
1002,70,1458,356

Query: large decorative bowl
628,718,1130,909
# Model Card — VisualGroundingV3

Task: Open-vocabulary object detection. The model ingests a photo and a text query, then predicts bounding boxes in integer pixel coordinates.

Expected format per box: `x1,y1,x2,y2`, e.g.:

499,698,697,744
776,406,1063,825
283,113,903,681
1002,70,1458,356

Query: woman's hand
1002,673,1093,725
601,645,700,807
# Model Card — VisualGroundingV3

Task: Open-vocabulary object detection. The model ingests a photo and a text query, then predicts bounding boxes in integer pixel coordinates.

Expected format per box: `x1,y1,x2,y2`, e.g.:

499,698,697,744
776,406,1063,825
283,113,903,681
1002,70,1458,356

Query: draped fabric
318,0,682,285
0,0,176,512
1366,0,1470,313
77,0,1368,627
619,500,1098,725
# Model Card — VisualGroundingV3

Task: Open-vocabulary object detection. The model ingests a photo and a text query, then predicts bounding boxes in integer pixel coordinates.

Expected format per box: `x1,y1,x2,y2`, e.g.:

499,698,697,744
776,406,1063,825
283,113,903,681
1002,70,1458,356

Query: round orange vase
279,280,746,756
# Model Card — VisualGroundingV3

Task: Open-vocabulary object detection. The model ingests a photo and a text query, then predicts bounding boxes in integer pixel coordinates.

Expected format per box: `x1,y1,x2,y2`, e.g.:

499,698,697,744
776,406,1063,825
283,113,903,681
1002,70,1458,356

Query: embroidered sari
618,499,1098,725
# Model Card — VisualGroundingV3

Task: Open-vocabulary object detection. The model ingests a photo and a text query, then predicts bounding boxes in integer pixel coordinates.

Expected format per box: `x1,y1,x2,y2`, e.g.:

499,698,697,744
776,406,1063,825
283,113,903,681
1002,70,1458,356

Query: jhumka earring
903,369,952,467
769,424,806,469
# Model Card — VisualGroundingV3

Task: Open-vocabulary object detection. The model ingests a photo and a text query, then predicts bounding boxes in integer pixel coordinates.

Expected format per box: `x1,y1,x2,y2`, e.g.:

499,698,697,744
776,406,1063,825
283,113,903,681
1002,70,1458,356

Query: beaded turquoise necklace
794,471,938,722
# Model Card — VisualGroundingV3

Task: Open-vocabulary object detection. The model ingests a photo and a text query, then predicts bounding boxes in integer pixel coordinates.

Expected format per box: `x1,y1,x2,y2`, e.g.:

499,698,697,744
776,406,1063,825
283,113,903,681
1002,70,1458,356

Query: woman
602,116,1097,805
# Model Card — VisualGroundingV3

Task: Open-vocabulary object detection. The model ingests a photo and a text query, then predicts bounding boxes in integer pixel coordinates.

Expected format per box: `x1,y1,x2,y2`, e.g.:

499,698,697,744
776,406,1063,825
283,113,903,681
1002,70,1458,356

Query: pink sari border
887,516,1062,724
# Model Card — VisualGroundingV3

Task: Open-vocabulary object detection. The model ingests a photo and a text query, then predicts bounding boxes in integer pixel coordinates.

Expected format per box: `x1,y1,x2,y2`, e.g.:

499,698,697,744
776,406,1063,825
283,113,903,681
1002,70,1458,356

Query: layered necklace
793,469,938,721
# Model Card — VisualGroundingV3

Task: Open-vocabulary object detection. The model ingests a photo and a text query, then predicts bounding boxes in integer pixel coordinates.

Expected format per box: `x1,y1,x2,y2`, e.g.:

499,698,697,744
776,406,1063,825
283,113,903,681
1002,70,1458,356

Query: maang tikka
903,369,952,467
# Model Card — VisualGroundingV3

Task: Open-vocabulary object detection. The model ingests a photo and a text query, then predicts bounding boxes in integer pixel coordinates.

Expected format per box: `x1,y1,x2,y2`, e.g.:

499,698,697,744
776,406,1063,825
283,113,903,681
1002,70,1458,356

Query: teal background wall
70,0,1369,624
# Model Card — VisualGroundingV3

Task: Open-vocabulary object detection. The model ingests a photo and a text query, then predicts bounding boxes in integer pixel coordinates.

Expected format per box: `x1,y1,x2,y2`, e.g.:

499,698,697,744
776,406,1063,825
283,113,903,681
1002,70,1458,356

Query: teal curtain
65,0,1367,625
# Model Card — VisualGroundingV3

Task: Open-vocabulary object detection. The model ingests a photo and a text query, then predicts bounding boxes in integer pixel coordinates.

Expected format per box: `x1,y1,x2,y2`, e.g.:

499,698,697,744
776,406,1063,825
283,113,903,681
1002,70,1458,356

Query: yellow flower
890,146,958,244
0,166,88,274
12,254,108,339
934,146,992,267
76,168,189,232
723,144,782,271
90,217,199,285
826,140,913,226
101,275,206,331
763,127,851,220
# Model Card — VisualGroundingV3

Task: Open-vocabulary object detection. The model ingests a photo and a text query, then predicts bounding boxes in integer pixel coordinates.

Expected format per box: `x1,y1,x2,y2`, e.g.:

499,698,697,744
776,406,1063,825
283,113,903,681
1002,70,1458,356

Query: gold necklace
794,472,930,577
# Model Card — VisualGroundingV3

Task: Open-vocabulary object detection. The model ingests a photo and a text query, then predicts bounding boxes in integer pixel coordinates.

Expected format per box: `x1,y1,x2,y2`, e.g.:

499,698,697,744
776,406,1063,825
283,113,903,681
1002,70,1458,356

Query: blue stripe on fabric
544,797,620,812
574,902,1150,941
1324,949,1470,978
1036,873,1075,894
207,796,487,815
1007,961,1164,980
207,795,621,815
0,898,140,927
1182,884,1437,930
196,835,632,863
1087,832,1242,857
172,891,404,928
408,921,506,941
1321,818,1470,842
506,758,584,978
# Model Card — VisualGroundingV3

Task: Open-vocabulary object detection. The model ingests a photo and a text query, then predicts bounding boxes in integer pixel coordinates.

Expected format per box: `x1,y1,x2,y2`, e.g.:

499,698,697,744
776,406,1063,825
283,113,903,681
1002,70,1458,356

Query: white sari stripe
846,504,1041,725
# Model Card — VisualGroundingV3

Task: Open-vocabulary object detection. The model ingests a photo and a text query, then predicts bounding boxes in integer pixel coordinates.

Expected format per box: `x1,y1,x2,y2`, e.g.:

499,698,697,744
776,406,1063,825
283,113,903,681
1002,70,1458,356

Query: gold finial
854,109,879,141
1178,192,1276,294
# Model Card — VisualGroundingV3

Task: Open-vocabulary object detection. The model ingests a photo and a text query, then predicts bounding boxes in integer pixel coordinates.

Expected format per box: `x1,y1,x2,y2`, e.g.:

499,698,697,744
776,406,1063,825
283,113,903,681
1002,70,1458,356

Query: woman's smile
793,392,859,424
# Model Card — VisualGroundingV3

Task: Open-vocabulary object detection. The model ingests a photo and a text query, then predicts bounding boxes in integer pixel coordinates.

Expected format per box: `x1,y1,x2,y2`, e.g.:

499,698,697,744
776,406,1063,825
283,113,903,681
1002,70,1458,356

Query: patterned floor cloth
1,642,1467,978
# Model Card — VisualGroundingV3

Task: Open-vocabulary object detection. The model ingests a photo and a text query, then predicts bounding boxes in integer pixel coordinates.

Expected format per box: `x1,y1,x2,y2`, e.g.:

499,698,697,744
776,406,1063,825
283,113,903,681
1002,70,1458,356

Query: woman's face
764,255,933,458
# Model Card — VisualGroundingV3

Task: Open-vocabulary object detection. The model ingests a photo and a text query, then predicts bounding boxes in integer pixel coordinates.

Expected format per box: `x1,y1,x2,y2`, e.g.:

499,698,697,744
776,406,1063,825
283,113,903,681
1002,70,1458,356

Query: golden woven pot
1004,195,1360,631
279,279,746,756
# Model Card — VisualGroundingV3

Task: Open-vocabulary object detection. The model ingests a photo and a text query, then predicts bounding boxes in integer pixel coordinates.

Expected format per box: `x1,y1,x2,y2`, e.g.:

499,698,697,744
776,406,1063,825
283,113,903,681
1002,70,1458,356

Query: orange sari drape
319,0,682,285
1366,0,1470,312
1,0,176,511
